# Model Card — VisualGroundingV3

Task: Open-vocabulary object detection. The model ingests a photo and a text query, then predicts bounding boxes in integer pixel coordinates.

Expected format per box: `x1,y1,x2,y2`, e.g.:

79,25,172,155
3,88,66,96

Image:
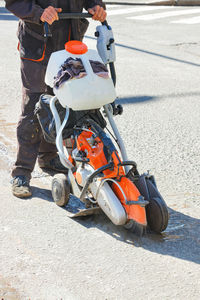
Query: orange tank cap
65,40,88,55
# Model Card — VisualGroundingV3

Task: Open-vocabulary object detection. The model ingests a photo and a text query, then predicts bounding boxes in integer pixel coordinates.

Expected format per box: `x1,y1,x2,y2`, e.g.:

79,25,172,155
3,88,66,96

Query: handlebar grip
58,12,92,19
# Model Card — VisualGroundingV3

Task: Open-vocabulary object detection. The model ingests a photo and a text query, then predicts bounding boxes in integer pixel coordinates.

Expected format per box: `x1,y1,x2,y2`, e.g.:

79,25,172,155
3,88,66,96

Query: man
5,0,106,198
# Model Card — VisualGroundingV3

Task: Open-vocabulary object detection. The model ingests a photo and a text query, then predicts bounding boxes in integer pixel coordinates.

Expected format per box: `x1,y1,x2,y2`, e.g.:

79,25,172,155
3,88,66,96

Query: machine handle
44,13,109,37
59,12,92,19
58,13,109,27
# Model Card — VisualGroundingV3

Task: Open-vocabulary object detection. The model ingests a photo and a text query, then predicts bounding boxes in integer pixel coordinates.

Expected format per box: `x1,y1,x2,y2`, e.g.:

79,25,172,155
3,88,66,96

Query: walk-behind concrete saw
38,14,169,236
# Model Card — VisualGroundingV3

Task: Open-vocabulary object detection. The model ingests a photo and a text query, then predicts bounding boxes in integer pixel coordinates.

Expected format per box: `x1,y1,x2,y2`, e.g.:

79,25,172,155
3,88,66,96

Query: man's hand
88,5,107,22
40,6,62,25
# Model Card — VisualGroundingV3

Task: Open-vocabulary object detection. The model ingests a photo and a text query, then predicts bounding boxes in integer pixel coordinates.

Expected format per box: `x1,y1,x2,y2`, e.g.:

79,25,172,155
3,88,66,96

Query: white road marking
1,12,13,15
171,16,200,24
106,5,121,8
127,8,200,20
107,6,168,16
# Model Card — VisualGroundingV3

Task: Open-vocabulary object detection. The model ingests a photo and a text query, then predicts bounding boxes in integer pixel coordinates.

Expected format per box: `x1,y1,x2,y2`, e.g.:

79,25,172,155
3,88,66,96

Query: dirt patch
0,119,16,148
0,158,8,170
0,276,21,300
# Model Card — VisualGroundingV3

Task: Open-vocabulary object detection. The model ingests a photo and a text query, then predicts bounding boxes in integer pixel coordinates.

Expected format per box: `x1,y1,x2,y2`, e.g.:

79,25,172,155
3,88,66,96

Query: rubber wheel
51,174,70,207
124,220,146,237
146,197,169,233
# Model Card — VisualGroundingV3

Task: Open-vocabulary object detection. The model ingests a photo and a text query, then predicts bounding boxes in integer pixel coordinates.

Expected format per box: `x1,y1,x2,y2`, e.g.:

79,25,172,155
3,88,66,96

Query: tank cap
65,41,88,55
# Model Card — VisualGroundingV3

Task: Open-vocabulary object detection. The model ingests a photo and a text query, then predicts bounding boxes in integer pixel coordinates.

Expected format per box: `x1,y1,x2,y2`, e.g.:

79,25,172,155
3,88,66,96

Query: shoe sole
12,191,32,198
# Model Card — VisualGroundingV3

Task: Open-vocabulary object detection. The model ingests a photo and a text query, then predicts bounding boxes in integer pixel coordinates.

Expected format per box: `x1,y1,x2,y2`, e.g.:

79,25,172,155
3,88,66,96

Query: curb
105,0,200,5
105,1,173,5
176,0,200,5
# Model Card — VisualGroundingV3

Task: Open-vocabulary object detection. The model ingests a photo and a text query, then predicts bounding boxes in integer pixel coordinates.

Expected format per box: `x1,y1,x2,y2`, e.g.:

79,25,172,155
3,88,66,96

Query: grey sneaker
38,155,68,173
11,175,32,198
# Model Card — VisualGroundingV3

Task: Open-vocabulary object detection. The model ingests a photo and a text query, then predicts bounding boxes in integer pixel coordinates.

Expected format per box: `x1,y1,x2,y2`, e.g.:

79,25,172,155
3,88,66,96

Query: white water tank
45,41,116,111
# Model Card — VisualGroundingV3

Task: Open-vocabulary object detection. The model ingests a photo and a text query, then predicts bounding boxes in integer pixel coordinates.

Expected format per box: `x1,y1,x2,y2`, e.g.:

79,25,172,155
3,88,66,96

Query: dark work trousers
12,57,57,180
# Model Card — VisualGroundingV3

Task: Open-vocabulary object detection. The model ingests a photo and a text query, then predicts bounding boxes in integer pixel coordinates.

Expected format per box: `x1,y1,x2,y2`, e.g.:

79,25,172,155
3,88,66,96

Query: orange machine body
76,130,147,226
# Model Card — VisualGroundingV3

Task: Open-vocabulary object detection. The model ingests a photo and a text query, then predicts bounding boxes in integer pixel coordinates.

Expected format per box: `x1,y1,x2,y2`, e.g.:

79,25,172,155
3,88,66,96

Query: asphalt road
0,3,199,300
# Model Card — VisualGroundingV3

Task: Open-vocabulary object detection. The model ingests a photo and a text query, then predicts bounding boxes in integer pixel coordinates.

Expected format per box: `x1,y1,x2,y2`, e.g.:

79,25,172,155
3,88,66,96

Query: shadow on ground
76,207,200,265
116,95,157,104
85,35,200,68
116,91,200,105
32,186,53,202
32,185,200,265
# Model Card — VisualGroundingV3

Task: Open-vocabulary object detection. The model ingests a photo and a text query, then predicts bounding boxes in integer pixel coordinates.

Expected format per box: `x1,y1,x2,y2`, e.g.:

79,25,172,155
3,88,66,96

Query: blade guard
96,25,116,64
112,177,147,226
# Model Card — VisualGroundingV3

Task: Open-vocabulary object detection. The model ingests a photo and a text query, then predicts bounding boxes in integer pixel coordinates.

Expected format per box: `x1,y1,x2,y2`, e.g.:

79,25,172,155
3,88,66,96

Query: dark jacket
5,0,105,60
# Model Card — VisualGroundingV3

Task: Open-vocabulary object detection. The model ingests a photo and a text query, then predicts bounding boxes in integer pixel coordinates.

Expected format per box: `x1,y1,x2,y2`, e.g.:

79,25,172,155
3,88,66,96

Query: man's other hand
88,5,107,22
40,6,62,25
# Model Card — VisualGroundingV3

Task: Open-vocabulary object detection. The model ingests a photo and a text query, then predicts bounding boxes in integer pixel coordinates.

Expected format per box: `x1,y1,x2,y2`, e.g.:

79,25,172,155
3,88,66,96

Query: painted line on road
106,5,121,8
0,12,13,15
107,6,168,16
127,8,200,20
171,16,200,24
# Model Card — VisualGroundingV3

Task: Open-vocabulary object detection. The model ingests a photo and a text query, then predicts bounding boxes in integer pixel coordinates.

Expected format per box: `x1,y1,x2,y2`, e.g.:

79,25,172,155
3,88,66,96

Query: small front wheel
146,197,169,233
51,174,70,207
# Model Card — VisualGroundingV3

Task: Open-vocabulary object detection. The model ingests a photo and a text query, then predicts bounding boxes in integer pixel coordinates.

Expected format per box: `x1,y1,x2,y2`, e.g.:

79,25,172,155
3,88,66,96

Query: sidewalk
105,0,200,6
